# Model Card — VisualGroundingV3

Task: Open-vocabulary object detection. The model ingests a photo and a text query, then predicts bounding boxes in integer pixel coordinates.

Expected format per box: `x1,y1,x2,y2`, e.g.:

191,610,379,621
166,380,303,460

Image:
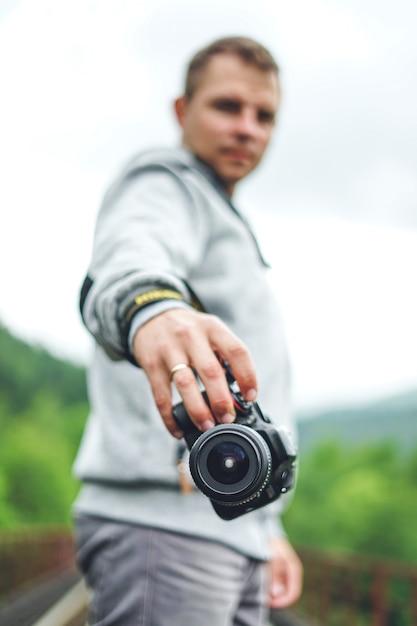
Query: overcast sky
0,0,416,411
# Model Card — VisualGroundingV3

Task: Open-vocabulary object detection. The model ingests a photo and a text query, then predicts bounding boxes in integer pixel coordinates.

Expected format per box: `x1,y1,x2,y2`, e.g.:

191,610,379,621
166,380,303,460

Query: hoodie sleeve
80,164,210,361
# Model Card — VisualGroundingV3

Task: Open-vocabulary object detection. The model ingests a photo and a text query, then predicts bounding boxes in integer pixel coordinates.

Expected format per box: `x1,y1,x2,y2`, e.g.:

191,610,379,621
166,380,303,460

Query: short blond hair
184,36,279,100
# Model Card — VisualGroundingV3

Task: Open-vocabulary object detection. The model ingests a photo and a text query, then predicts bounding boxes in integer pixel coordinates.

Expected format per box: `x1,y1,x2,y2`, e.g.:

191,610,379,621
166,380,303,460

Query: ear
174,96,187,128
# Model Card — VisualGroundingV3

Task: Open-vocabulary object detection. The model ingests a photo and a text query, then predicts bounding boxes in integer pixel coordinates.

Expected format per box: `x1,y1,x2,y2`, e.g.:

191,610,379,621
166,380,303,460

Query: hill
0,323,87,412
297,389,417,454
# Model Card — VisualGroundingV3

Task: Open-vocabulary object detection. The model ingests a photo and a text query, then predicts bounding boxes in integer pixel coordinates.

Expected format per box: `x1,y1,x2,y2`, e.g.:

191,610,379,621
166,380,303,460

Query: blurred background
0,1,416,623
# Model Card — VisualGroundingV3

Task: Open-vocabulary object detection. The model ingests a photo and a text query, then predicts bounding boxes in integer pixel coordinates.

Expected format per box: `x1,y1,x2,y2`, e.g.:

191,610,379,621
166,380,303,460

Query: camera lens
189,424,271,505
206,442,250,485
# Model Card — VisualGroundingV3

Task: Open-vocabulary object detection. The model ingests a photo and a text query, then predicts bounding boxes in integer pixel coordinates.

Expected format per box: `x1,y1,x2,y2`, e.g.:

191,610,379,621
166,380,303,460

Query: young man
74,36,302,625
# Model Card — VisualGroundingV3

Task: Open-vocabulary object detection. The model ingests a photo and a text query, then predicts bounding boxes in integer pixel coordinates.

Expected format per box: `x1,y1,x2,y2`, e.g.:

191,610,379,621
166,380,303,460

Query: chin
222,159,252,175
225,166,253,183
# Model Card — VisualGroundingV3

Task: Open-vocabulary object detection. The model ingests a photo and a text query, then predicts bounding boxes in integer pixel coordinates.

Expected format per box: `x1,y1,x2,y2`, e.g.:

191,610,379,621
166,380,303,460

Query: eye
213,99,241,114
258,110,275,125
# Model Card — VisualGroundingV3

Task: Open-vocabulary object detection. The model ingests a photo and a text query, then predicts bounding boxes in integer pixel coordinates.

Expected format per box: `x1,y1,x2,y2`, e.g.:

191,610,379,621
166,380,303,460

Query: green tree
283,439,417,563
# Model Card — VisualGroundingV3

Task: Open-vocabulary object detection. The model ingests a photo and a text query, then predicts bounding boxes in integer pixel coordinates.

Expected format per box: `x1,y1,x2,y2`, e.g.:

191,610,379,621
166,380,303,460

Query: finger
205,316,258,401
145,368,184,438
170,364,216,432
138,349,184,438
174,342,235,424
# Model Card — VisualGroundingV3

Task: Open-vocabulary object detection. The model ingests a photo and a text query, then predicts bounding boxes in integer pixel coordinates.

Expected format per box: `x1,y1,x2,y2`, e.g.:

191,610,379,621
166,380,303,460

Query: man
73,36,302,625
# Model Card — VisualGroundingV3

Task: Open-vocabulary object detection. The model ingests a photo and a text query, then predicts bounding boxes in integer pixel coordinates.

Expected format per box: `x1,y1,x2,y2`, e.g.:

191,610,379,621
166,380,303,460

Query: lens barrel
189,424,272,505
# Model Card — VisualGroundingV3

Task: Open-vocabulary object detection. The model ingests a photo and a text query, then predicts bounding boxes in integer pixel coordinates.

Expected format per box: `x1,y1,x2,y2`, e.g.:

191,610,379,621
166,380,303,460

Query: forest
1,322,416,563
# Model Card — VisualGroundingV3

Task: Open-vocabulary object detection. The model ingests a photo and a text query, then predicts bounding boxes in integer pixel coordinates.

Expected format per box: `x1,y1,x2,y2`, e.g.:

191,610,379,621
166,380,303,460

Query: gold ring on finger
170,363,190,380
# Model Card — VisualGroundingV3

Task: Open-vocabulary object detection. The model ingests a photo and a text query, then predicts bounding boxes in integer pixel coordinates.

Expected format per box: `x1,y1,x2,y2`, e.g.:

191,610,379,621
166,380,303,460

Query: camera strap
176,440,194,494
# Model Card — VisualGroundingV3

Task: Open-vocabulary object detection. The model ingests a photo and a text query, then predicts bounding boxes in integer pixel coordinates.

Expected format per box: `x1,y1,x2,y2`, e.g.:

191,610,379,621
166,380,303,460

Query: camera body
172,366,297,520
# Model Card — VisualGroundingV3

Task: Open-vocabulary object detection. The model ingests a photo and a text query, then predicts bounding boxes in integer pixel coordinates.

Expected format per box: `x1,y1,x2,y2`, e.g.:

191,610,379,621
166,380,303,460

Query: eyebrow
211,97,241,106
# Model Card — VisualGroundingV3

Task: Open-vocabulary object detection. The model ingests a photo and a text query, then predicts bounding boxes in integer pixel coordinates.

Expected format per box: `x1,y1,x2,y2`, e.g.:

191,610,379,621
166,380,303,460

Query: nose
235,108,259,139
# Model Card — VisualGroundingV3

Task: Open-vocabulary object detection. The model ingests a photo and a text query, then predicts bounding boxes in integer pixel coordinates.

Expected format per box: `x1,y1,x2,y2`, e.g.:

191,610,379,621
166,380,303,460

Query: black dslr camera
172,364,297,520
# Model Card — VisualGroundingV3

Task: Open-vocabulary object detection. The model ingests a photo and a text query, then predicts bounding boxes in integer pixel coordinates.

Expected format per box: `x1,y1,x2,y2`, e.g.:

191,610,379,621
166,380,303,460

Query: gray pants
75,515,269,626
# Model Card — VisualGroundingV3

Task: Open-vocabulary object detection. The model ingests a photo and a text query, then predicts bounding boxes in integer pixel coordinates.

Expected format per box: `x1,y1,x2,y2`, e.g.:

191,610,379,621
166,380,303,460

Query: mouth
221,148,253,163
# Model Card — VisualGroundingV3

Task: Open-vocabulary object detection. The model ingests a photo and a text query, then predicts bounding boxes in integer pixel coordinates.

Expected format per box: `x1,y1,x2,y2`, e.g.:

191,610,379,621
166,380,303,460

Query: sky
0,0,416,411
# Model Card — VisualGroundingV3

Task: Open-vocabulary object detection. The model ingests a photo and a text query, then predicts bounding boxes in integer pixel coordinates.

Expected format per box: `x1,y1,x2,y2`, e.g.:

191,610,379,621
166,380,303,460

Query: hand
268,536,303,609
133,308,258,438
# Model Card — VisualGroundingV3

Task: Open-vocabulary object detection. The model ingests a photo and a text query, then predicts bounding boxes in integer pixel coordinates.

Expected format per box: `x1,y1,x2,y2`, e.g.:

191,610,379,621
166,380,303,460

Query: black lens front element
189,424,272,504
206,442,250,485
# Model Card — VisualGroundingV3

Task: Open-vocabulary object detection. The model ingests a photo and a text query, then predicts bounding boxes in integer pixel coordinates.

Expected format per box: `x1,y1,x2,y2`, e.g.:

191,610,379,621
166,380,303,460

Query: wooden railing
295,547,417,626
0,529,75,603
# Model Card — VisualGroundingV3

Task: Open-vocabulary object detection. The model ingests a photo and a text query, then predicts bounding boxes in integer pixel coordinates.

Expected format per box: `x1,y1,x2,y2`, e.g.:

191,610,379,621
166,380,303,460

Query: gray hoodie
73,147,295,560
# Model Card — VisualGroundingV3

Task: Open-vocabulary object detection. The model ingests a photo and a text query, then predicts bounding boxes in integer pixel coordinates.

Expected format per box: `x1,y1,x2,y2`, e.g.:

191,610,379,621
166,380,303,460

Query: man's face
175,53,280,196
